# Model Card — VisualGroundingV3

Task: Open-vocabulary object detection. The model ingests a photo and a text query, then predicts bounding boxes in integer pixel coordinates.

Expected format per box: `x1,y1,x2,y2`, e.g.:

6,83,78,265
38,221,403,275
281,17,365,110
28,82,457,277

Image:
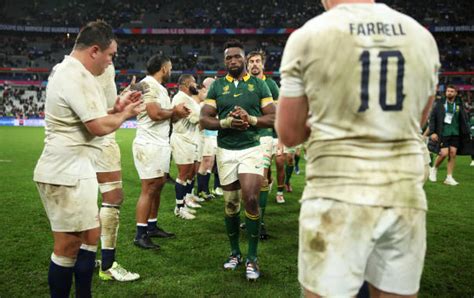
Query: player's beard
227,64,245,79
162,71,171,83
250,67,261,76
189,86,199,95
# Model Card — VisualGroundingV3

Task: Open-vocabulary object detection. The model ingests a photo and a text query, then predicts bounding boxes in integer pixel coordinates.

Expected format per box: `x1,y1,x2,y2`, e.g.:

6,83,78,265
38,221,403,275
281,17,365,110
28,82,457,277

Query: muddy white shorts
170,134,199,165
36,178,100,232
299,198,426,296
133,141,171,179
260,136,273,169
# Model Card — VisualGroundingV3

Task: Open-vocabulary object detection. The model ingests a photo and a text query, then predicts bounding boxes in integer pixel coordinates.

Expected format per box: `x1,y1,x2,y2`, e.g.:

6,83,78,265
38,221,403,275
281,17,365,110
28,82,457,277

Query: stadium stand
0,0,473,118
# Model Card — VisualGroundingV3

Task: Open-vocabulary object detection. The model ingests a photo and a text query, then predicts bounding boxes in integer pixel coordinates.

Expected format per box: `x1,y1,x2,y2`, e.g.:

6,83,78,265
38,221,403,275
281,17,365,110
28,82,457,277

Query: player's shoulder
265,77,278,86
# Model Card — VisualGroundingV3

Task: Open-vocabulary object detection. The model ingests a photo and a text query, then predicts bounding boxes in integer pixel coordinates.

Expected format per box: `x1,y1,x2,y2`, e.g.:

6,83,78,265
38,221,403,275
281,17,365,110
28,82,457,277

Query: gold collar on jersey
225,73,251,82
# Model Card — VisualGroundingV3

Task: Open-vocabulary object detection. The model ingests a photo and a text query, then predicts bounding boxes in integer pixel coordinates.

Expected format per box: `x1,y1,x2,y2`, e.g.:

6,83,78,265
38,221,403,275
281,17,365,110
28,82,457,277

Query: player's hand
113,90,142,113
173,103,191,119
230,118,249,130
123,99,145,118
431,133,439,142
231,106,257,126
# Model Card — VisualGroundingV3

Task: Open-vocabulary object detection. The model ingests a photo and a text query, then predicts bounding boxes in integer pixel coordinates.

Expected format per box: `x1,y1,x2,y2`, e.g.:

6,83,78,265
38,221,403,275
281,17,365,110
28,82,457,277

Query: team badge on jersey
248,84,255,92
223,85,230,94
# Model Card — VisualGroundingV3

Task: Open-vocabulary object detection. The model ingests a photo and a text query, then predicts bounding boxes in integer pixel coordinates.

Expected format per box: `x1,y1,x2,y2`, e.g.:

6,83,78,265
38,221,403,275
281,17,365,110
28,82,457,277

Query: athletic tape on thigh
99,181,122,193
224,190,241,216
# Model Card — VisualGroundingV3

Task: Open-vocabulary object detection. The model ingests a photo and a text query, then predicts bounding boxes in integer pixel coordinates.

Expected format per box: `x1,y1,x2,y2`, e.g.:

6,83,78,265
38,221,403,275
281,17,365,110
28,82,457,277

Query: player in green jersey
246,50,280,239
200,40,275,281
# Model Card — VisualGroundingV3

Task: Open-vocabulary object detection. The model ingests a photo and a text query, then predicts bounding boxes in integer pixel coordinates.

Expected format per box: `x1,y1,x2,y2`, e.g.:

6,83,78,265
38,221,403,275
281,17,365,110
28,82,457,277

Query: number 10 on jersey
358,50,405,112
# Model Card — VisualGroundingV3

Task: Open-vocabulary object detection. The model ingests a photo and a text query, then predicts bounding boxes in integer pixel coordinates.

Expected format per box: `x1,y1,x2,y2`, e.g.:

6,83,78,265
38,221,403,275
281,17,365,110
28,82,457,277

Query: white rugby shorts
133,141,171,179
299,198,426,296
36,178,100,232
216,146,264,185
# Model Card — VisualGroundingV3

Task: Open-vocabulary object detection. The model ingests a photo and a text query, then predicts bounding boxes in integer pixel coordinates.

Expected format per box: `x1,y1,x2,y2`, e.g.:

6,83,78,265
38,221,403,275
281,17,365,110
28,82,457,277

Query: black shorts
440,135,460,148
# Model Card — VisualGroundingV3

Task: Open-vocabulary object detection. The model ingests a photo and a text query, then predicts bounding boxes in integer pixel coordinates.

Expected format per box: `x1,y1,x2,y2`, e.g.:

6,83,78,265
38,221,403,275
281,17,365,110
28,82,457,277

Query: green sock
224,214,241,256
285,165,294,184
259,191,269,224
245,212,260,261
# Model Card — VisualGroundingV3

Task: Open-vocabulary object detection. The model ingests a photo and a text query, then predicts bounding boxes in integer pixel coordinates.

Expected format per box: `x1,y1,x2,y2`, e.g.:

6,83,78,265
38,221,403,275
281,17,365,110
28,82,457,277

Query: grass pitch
0,126,472,297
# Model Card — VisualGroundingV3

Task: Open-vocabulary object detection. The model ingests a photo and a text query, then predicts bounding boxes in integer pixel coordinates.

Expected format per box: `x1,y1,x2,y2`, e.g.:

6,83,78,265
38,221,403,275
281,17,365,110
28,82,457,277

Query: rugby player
94,64,139,281
133,55,190,249
277,0,440,296
200,40,275,280
33,21,143,297
171,74,204,219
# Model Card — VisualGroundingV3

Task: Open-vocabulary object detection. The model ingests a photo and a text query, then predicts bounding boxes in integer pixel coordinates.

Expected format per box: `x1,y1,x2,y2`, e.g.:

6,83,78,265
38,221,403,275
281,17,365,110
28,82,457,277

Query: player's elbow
279,133,300,147
84,119,109,137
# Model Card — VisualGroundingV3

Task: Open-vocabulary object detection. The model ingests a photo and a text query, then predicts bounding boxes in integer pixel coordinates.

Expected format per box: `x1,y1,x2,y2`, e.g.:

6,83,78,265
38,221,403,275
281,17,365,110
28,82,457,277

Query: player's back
283,3,440,209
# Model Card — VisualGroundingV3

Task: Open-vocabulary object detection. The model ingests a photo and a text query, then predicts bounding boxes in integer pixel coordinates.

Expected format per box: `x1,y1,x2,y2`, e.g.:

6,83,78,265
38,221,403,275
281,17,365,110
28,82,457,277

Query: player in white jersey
94,64,139,281
33,21,143,298
133,55,190,249
196,77,218,200
171,74,204,219
276,0,440,297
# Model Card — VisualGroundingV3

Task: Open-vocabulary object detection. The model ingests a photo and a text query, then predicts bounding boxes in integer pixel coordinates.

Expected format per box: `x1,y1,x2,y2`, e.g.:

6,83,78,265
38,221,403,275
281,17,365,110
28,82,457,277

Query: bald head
202,77,215,89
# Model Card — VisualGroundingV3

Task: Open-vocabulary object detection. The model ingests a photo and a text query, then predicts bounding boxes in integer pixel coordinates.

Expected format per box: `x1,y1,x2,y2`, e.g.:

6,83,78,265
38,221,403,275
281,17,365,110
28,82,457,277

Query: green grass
0,126,472,297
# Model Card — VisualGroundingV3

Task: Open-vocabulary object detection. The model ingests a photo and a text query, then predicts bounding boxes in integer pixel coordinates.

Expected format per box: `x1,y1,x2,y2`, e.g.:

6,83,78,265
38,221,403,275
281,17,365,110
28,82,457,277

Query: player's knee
82,227,101,246
224,190,241,216
439,149,448,158
100,181,124,205
55,237,82,257
449,150,457,159
99,181,122,194
244,201,259,217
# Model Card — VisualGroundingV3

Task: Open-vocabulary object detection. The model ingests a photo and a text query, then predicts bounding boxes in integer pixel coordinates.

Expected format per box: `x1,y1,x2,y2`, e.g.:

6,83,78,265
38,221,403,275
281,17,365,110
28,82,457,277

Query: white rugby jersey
34,55,107,185
280,3,440,210
95,64,117,141
171,90,201,144
134,75,172,146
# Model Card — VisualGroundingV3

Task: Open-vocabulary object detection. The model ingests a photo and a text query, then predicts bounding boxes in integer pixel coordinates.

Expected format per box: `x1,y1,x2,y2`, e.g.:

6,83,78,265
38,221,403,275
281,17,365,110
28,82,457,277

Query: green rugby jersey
259,75,279,138
205,73,273,150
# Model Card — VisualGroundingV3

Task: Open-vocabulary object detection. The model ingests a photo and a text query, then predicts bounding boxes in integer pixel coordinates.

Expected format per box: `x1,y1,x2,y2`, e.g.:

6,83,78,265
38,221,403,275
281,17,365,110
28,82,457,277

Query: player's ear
90,45,100,59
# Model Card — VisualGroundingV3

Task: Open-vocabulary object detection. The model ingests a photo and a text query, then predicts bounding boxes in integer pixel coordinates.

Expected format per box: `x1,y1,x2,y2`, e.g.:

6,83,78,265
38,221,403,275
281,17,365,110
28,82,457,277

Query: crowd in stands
0,0,473,119
0,86,45,118
1,0,472,28
1,33,472,74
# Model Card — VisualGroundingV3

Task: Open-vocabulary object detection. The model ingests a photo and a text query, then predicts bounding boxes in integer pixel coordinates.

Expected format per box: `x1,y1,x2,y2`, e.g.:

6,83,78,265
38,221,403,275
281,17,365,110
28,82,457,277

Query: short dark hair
146,54,171,75
247,50,266,65
224,39,244,51
178,74,195,85
74,20,115,51
446,84,457,91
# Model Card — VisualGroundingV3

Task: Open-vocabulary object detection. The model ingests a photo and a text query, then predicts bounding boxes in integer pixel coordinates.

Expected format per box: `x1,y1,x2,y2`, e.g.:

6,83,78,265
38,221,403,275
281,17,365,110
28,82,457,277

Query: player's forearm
200,116,221,130
85,113,128,137
149,108,173,121
254,113,275,128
